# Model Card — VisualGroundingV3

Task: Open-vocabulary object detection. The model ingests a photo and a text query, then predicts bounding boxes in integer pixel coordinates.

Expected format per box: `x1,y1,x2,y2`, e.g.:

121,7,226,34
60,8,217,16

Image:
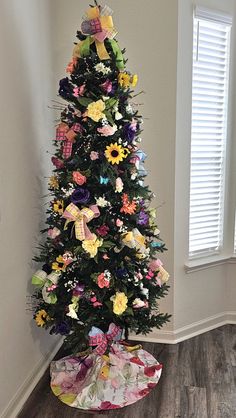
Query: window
189,7,232,259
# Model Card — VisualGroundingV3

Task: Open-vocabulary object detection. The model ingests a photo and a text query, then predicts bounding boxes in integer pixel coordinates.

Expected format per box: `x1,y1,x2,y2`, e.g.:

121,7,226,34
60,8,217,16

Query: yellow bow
73,5,117,61
62,203,100,241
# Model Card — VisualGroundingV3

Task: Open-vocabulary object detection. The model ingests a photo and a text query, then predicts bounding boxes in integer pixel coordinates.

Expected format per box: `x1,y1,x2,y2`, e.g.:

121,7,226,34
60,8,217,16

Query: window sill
185,255,236,273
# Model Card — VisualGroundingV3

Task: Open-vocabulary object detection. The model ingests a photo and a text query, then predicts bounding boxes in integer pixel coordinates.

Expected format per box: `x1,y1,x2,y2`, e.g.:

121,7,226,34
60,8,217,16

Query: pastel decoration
88,323,121,355
73,6,124,69
50,342,162,410
32,270,60,304
62,203,100,241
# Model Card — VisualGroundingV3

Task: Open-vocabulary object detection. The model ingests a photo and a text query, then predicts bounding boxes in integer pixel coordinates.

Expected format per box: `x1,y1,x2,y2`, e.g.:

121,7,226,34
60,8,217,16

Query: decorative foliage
31,2,170,353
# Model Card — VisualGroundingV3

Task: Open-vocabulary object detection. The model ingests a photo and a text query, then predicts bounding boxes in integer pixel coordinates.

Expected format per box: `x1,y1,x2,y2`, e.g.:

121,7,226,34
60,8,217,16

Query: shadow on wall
0,0,57,361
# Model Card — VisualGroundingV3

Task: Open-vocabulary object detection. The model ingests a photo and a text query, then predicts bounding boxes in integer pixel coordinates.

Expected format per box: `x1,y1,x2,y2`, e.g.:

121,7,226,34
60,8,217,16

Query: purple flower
71,187,90,204
59,77,73,99
73,283,85,297
123,123,136,143
54,322,71,335
137,211,149,226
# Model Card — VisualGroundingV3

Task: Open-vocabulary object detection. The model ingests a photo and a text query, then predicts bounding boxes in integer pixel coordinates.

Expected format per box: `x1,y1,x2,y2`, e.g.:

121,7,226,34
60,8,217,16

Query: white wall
0,1,60,416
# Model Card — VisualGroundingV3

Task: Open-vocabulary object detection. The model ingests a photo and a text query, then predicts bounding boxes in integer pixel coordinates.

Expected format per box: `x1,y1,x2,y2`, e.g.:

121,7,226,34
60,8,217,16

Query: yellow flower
118,72,131,88
131,74,138,87
105,143,128,165
87,99,106,122
52,255,66,272
53,200,64,215
35,309,50,327
82,233,103,258
49,175,59,189
111,292,128,315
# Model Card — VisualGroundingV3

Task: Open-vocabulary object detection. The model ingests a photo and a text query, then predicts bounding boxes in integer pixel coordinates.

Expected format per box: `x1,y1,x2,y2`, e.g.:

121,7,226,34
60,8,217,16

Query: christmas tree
32,2,170,355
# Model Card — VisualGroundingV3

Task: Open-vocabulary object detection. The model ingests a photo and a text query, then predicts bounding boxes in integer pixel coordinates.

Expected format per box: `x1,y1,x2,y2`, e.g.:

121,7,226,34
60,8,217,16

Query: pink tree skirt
50,343,162,411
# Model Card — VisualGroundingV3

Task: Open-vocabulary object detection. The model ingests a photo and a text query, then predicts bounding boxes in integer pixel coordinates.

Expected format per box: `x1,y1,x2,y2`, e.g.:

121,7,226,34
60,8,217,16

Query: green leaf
124,307,134,316
104,111,114,125
78,97,93,107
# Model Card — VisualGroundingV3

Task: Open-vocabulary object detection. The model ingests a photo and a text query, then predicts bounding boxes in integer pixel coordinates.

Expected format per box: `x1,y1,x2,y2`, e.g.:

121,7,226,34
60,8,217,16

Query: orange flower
120,194,137,215
66,57,77,73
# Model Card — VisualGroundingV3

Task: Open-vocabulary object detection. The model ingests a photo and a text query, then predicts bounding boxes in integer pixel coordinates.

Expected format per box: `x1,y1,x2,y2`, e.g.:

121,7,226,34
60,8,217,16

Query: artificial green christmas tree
32,2,170,410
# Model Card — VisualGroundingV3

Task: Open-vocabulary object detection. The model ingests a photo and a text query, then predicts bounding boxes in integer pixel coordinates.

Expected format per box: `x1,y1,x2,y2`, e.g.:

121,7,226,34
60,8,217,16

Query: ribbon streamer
55,123,77,159
62,203,100,241
89,323,121,355
32,270,60,304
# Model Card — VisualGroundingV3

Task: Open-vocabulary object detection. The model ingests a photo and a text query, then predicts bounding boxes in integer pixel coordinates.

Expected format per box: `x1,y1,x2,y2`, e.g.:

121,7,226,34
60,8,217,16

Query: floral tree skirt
50,342,162,410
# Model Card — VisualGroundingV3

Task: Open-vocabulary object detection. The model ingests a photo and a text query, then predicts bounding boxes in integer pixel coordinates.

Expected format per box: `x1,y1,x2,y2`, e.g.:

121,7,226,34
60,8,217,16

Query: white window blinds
189,8,232,258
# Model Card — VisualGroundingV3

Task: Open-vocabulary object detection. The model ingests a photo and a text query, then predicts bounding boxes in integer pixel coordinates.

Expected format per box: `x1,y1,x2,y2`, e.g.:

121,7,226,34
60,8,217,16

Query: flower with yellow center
111,292,128,315
49,175,59,190
52,255,66,272
82,233,103,258
53,200,64,215
35,309,50,327
105,143,128,165
87,99,106,122
118,72,131,88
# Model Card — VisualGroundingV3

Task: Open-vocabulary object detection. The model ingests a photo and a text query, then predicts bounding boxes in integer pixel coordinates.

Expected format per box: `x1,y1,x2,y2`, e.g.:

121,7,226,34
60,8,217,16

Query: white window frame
188,6,232,261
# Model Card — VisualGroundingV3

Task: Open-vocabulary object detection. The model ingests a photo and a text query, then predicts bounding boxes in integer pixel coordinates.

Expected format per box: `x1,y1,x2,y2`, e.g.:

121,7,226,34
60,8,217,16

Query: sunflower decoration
52,255,67,272
105,143,129,165
53,200,64,215
35,309,50,327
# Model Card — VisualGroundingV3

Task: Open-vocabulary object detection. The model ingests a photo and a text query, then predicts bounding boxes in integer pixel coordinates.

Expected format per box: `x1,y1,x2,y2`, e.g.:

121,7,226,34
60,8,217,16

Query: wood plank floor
18,325,236,418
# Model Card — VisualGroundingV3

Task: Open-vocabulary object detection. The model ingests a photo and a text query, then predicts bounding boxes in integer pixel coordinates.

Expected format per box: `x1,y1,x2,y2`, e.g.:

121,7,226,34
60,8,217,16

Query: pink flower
100,80,113,93
96,225,109,237
90,151,99,160
103,254,110,260
116,219,123,227
51,156,64,169
73,84,85,97
149,258,163,271
115,177,124,193
97,273,110,289
48,227,61,239
97,124,117,137
72,171,87,185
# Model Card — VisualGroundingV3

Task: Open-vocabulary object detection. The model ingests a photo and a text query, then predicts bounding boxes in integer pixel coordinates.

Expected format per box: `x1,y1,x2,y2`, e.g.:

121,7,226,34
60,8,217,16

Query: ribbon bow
122,228,146,253
55,123,77,159
32,270,60,304
62,203,100,241
73,6,124,69
89,323,121,355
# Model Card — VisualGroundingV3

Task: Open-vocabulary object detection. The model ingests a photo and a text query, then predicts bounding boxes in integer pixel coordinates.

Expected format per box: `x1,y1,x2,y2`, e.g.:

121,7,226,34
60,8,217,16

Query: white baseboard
1,338,63,418
2,313,236,418
130,311,236,344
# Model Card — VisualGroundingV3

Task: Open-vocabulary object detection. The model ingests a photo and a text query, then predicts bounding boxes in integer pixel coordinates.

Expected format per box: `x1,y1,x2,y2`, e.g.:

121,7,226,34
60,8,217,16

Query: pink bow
89,323,121,355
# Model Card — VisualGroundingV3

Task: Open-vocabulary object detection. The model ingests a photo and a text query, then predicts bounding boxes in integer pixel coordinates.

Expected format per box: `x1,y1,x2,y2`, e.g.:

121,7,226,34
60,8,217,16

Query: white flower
95,196,110,207
115,111,123,120
126,104,134,114
61,183,75,197
66,302,78,319
131,173,138,180
141,287,149,298
95,63,111,75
